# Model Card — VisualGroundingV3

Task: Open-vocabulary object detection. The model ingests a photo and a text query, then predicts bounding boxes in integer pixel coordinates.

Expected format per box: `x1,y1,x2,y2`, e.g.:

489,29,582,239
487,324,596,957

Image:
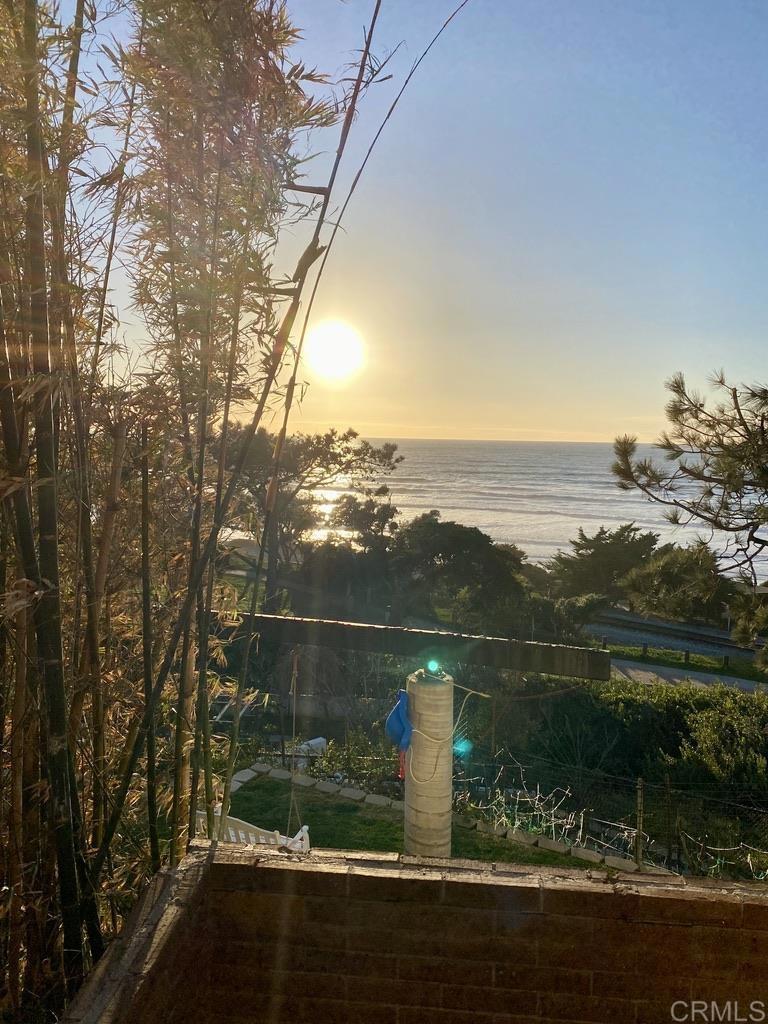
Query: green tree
547,523,659,602
331,487,399,553
220,426,400,606
390,511,525,628
614,373,768,574
623,542,735,624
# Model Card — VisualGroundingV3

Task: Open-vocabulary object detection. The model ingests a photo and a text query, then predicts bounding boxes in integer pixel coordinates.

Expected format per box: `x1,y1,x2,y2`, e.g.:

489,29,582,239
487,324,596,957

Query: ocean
349,439,704,564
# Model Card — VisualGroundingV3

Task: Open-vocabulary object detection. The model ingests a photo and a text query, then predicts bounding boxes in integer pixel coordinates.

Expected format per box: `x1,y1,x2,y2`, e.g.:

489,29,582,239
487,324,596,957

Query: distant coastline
342,438,702,562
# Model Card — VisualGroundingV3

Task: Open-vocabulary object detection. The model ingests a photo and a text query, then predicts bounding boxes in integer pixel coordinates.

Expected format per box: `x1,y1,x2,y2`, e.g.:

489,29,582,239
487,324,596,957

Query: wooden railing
234,613,611,681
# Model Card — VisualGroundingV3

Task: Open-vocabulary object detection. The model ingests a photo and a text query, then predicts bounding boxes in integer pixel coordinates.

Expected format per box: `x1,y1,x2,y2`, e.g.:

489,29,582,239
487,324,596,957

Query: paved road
612,658,761,693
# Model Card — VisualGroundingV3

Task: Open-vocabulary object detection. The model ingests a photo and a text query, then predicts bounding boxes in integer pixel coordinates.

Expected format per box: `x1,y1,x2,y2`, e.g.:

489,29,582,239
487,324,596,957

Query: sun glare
304,320,365,384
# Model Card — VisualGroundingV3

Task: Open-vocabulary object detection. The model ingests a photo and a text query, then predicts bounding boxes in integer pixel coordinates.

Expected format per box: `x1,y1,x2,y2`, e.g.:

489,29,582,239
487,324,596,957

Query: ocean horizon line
362,436,656,446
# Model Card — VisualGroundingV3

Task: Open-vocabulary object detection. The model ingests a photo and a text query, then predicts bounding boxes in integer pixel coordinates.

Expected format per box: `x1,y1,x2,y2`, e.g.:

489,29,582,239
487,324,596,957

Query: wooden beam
236,614,610,681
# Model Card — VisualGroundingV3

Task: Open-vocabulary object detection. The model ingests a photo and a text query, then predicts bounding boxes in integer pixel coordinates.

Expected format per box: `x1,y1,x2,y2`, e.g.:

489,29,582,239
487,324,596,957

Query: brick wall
67,844,768,1024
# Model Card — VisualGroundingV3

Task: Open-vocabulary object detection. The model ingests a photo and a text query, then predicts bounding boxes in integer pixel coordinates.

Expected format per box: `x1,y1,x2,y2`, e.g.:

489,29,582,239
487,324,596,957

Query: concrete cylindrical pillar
404,670,454,858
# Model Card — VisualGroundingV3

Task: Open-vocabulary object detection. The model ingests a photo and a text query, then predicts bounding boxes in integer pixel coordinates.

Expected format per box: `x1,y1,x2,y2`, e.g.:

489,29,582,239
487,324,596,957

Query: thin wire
452,680,491,699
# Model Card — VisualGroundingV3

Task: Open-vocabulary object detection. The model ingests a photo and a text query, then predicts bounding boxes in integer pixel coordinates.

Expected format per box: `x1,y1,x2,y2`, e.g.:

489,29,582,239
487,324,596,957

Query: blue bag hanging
385,689,412,779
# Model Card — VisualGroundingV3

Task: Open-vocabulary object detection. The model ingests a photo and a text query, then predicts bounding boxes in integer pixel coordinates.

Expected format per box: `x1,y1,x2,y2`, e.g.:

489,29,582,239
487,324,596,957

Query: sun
304,320,365,383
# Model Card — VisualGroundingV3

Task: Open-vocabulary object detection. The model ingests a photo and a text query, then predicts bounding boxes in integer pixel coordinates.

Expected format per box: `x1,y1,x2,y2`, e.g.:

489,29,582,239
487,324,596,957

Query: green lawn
609,643,766,684
230,775,587,869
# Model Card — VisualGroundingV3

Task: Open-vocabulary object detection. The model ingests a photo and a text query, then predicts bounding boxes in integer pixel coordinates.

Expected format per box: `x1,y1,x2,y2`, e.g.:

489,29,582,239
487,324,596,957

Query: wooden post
664,772,673,868
635,777,644,866
404,670,454,858
490,695,497,759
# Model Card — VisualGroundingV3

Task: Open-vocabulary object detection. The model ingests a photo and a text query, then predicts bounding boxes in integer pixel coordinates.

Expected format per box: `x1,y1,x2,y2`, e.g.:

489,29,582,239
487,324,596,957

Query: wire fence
452,750,768,878
233,730,768,878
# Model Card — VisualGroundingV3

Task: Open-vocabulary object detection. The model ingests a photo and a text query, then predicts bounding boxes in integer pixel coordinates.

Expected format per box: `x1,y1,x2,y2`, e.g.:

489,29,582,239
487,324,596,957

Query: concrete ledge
268,767,291,781
339,786,366,802
232,768,256,784
571,846,605,864
364,793,392,808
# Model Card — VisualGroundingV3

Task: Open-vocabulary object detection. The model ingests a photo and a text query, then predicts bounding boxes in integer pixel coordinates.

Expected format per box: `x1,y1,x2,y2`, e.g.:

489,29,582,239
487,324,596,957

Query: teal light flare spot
426,659,440,674
454,738,473,757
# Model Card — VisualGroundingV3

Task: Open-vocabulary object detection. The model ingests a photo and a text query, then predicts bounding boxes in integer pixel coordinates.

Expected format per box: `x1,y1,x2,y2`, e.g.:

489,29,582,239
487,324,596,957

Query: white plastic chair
196,809,310,852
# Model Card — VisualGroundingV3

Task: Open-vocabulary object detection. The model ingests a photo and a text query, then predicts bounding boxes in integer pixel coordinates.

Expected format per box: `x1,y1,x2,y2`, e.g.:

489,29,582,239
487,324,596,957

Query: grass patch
609,644,766,685
231,776,587,869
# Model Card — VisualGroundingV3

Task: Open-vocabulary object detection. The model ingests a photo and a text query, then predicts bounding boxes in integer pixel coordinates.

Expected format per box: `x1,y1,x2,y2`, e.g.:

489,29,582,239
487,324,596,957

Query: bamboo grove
0,0,384,1015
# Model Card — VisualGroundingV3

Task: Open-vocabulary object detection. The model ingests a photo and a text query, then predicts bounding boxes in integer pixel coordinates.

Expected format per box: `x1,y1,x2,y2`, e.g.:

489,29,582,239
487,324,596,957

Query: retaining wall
66,843,768,1024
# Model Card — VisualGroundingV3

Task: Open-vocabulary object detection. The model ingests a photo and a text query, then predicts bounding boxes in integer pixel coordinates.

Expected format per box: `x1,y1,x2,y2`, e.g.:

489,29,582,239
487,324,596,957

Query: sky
269,0,768,442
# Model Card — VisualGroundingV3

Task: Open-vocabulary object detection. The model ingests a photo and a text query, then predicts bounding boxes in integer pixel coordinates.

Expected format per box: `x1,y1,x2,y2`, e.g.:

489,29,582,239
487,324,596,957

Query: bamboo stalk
90,420,128,847
21,651,43,1013
141,421,160,871
7,606,28,1014
189,205,252,837
188,131,226,839
170,639,196,865
22,0,83,987
163,110,196,486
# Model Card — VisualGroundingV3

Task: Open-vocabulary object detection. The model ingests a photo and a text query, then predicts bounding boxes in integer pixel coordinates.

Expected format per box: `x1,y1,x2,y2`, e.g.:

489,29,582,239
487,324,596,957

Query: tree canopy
614,372,768,576
547,523,659,602
623,541,735,624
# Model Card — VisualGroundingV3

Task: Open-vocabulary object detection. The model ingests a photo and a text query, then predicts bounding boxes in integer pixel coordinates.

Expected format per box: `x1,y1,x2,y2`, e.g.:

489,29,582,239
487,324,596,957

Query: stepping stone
249,763,272,775
507,828,538,847
604,855,639,873
229,781,241,794
339,787,366,802
268,767,291,781
453,815,478,831
390,799,405,812
364,793,392,808
571,846,604,864
315,780,341,795
537,836,571,855
477,820,507,837
292,774,317,788
232,769,256,784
